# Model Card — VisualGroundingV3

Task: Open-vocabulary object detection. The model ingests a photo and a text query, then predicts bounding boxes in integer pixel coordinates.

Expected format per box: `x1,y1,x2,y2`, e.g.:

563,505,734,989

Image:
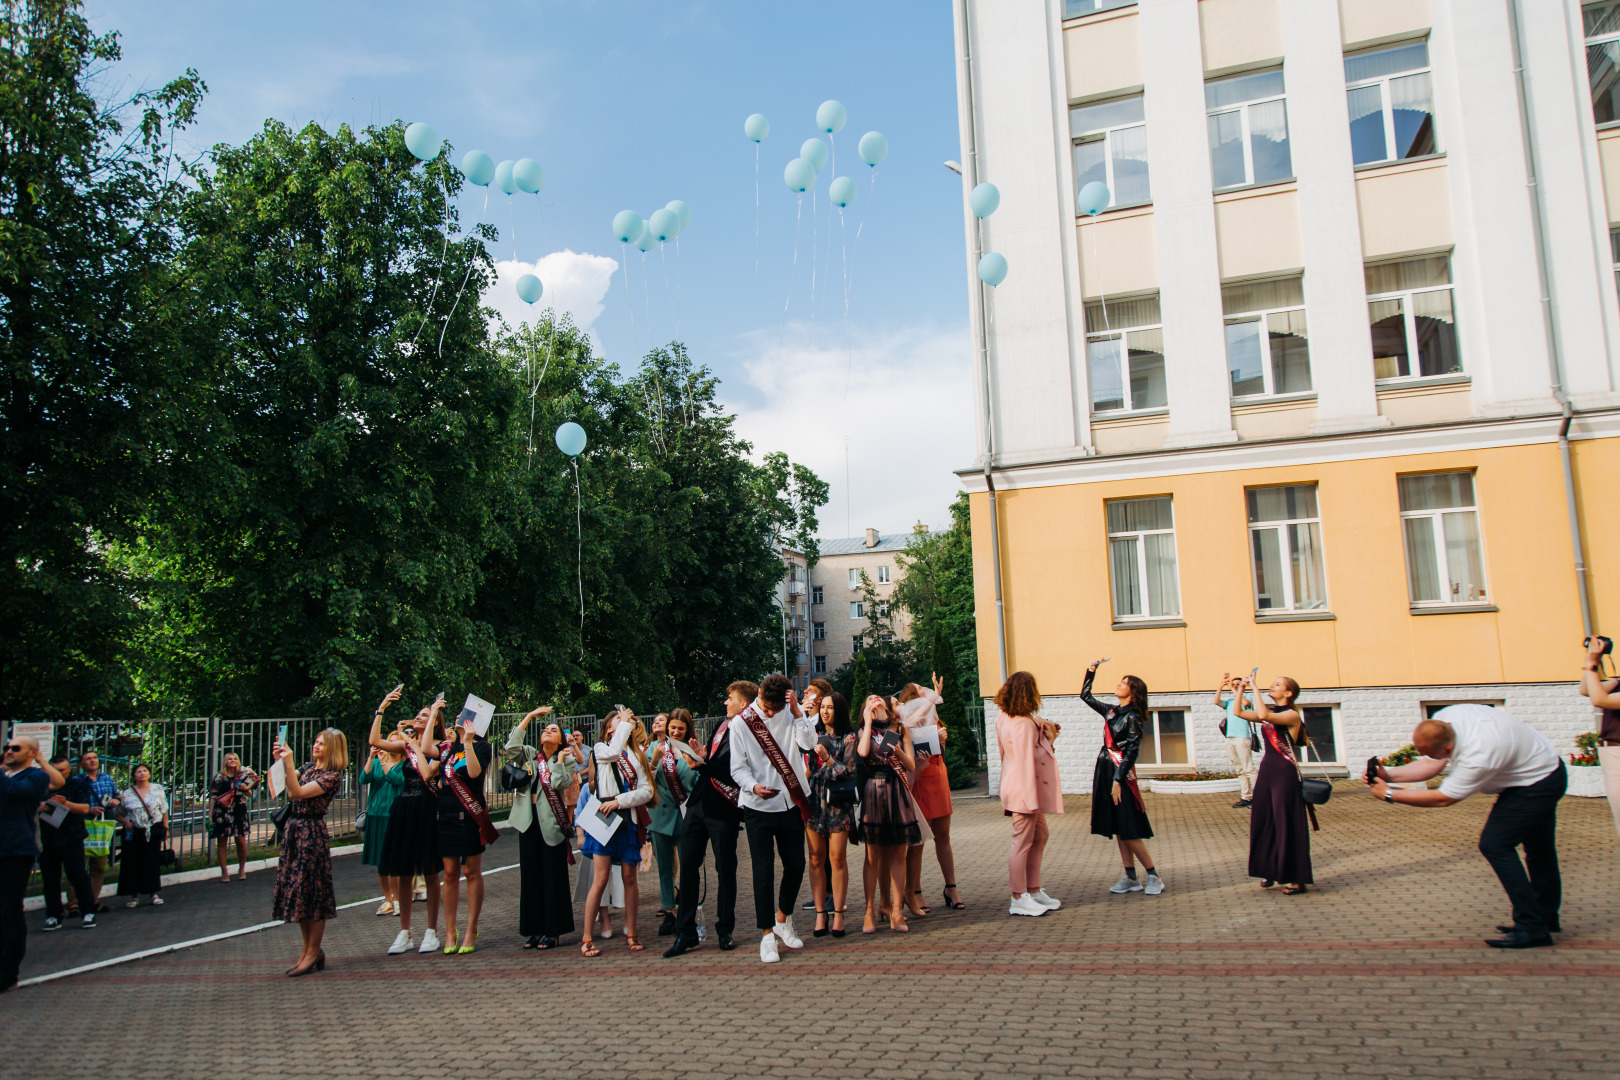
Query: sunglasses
4,744,23,752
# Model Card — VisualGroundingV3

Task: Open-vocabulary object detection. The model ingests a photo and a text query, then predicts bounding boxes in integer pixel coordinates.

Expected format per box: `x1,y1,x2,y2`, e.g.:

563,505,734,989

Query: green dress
360,756,403,866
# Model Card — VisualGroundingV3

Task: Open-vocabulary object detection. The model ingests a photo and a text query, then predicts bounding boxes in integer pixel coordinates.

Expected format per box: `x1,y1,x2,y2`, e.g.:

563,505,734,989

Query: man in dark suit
663,680,755,957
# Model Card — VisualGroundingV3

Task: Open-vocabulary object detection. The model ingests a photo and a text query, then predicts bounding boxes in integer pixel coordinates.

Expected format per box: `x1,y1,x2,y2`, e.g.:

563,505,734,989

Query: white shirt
589,720,653,809
1435,704,1560,801
729,699,817,813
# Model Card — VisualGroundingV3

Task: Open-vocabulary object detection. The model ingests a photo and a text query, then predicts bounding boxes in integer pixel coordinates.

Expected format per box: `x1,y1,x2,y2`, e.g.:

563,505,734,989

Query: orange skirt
911,753,952,821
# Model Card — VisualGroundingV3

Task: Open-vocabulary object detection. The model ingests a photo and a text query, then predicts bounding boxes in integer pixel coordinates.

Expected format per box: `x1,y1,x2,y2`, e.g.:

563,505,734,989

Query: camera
1365,756,1382,785
1585,635,1614,656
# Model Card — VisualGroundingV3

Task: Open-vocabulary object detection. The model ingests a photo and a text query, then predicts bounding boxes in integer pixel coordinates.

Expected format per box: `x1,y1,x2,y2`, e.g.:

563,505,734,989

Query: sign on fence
11,722,53,759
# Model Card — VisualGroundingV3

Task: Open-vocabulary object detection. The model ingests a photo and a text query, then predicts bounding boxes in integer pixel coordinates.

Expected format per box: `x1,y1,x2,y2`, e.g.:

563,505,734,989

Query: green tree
848,649,871,714
893,492,979,700
0,0,205,717
933,626,979,787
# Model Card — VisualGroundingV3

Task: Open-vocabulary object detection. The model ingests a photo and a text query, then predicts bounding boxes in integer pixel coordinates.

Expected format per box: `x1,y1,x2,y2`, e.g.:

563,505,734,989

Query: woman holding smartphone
1081,659,1163,897
647,709,702,935
1232,672,1313,894
580,709,656,956
270,727,347,977
425,706,496,954
370,690,444,955
806,691,856,937
505,706,586,949
856,695,920,934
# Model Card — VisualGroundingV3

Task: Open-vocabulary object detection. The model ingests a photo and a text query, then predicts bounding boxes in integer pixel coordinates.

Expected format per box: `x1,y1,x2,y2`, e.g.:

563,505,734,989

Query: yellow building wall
971,439,1610,697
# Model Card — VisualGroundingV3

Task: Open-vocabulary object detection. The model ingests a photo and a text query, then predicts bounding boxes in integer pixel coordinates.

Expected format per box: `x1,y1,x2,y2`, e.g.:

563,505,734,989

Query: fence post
207,716,222,780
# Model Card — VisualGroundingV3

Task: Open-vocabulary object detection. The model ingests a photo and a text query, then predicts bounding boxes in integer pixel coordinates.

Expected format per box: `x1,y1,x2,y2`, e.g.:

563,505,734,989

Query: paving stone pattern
5,789,1618,1080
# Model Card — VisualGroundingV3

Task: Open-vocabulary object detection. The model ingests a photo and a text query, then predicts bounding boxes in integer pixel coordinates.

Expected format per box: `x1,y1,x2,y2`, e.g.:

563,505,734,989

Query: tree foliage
893,493,979,700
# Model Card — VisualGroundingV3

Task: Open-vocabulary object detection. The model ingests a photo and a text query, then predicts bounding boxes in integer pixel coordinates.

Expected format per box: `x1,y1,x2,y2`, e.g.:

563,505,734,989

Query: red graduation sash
708,719,739,805
403,738,439,795
439,739,500,846
739,704,812,823
658,743,689,805
610,754,653,845
1101,715,1147,813
537,760,575,865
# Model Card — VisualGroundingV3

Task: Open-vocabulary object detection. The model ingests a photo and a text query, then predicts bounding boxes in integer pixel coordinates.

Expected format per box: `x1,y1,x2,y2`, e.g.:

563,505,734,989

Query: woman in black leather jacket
1081,660,1164,896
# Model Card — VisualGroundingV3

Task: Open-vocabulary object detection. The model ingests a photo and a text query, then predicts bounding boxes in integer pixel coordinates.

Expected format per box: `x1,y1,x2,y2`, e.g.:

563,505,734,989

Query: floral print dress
271,764,340,923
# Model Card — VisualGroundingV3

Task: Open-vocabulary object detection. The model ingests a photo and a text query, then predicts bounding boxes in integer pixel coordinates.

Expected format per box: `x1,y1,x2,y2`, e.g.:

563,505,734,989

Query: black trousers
674,805,738,938
744,807,807,931
0,855,34,990
39,841,94,919
1477,761,1565,936
517,824,575,940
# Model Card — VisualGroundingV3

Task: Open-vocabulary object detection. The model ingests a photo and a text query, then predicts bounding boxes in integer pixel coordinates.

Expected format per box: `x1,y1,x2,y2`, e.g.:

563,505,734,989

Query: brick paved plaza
6,785,1618,1080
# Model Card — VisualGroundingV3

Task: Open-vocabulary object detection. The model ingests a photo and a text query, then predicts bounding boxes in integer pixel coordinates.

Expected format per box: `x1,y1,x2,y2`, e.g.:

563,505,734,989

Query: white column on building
1280,0,1388,434
1139,0,1236,447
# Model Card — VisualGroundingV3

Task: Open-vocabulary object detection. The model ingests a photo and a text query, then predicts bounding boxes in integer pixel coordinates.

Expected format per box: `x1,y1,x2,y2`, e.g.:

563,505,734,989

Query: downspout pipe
957,0,1009,685
1507,0,1592,636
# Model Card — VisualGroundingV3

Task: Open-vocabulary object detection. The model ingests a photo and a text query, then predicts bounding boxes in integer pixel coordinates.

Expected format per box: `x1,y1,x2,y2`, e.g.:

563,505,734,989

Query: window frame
1063,0,1136,18
1585,4,1620,127
1205,69,1293,192
876,565,890,584
1299,705,1344,767
1104,496,1182,622
1140,708,1193,768
1086,294,1167,415
1366,255,1462,382
1345,40,1440,168
1071,95,1151,213
1245,484,1330,615
852,634,864,655
812,621,825,641
849,601,864,620
1223,277,1311,399
813,654,827,675
1397,471,1490,609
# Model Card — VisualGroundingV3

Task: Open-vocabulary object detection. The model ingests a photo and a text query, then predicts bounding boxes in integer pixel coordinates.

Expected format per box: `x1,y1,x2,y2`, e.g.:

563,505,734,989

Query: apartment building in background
807,529,917,682
776,547,811,693
954,0,1620,793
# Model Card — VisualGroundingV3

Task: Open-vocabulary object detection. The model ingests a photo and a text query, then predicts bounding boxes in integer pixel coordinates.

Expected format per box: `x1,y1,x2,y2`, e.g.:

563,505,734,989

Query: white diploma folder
577,791,622,845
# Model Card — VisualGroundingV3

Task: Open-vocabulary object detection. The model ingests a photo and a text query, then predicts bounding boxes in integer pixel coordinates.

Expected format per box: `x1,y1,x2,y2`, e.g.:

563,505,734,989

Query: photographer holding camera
1578,634,1620,839
1366,704,1565,949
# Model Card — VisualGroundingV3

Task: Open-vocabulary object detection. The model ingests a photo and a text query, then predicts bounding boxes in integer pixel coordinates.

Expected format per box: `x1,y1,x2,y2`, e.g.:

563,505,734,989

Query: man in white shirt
1368,704,1566,948
729,672,817,964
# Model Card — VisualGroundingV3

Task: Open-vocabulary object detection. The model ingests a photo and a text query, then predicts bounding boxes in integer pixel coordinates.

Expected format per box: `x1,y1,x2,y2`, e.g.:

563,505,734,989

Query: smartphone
614,703,625,714
391,683,404,695
276,724,288,751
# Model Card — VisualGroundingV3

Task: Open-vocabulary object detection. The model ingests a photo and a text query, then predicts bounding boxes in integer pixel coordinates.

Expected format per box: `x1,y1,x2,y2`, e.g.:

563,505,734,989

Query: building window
846,568,861,588
1345,41,1438,166
1071,95,1150,211
1586,3,1620,124
812,621,825,641
876,600,890,618
1105,496,1181,620
1246,485,1328,613
1223,276,1310,398
1206,69,1292,191
876,565,890,584
1300,706,1341,765
852,635,863,655
1140,709,1190,766
1064,0,1135,17
814,654,827,675
1424,700,1503,719
849,601,864,619
811,585,823,605
1398,472,1488,606
1086,294,1166,413
1367,255,1460,380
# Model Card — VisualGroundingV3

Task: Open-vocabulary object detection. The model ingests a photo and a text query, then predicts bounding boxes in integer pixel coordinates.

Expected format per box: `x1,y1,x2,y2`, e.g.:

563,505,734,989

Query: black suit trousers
674,803,738,938
1477,761,1565,936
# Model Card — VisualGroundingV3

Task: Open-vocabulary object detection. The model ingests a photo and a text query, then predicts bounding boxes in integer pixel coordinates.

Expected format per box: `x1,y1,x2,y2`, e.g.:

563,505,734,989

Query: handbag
1285,732,1331,832
84,818,116,858
826,774,859,807
499,759,533,793
271,800,293,842
354,808,368,831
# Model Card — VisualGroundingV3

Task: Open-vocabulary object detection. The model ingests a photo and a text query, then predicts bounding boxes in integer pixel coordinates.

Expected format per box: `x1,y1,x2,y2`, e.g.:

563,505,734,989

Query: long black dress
1249,722,1313,885
377,754,440,878
1080,669,1154,841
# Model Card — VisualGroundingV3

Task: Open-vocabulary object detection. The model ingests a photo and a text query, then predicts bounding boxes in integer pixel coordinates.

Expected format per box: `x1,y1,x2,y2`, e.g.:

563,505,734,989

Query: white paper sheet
457,694,496,736
266,759,287,797
37,800,69,829
577,791,622,845
911,724,942,756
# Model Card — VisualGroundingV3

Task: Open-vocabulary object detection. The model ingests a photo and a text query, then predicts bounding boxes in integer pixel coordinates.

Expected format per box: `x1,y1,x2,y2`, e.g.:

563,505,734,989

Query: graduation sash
439,739,499,846
738,704,812,823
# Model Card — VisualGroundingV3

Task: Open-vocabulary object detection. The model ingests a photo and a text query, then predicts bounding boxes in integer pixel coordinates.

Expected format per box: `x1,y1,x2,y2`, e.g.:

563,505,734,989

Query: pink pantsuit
997,710,1062,895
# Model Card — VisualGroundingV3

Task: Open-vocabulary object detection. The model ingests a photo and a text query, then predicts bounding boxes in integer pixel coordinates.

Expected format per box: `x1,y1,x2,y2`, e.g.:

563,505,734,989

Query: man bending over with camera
1367,704,1565,949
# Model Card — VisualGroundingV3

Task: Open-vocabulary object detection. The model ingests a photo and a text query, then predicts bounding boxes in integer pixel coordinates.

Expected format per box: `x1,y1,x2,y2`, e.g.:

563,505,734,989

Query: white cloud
724,323,974,540
484,250,620,335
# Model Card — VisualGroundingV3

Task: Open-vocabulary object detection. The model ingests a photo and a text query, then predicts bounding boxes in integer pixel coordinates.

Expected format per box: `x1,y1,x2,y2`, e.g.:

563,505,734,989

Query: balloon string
509,193,516,264
660,243,674,345
779,193,803,345
1090,225,1110,333
674,236,682,345
574,458,584,659
754,143,761,276
641,250,652,347
841,206,853,404
411,183,451,347
620,241,638,352
439,189,489,359
809,183,818,332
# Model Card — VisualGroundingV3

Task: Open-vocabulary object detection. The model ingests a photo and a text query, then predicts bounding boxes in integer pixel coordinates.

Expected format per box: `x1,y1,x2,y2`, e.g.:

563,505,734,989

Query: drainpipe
956,0,1009,685
1507,0,1592,636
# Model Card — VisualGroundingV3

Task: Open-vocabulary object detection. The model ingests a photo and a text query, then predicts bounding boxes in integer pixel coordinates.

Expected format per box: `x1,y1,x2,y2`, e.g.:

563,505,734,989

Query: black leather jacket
1080,669,1143,785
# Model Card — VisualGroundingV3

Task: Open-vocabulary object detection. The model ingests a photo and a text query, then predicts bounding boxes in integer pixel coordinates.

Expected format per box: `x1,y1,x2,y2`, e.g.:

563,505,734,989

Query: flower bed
1143,774,1241,794
1567,763,1606,798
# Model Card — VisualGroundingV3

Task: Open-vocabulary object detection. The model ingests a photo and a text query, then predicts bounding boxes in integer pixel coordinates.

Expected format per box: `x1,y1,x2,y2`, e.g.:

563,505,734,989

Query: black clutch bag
270,800,293,843
1297,739,1332,805
826,775,859,807
499,760,533,793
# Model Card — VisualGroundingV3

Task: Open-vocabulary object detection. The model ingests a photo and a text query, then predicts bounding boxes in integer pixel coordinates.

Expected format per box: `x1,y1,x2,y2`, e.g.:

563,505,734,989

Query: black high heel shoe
830,908,847,938
315,949,326,971
813,909,829,938
943,884,965,910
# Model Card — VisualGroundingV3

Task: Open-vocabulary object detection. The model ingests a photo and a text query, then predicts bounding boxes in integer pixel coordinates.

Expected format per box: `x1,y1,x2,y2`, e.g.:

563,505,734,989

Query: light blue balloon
800,137,828,171
494,159,518,195
665,200,691,233
828,176,857,208
816,99,847,135
555,421,587,457
513,158,544,193
1077,180,1112,216
744,113,770,142
970,182,1001,218
635,222,656,252
404,122,441,162
858,131,888,167
648,208,678,244
461,150,495,186
612,209,643,244
978,252,1008,287
515,273,543,304
783,157,816,193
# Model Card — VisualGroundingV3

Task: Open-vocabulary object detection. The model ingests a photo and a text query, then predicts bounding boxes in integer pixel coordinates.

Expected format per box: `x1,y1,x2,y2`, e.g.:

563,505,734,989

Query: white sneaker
1008,893,1047,917
760,934,780,963
419,928,440,953
1109,875,1143,894
376,900,394,916
387,929,413,955
1144,873,1165,895
773,916,804,950
413,888,426,901
1031,889,1062,910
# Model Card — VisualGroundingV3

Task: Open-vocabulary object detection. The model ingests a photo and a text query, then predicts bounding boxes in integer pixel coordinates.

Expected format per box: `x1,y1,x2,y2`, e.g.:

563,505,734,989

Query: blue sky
90,0,974,537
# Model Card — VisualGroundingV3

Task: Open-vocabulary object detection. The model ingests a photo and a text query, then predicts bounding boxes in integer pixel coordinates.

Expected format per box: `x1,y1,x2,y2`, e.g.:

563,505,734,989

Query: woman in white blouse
579,709,656,957
116,764,169,907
